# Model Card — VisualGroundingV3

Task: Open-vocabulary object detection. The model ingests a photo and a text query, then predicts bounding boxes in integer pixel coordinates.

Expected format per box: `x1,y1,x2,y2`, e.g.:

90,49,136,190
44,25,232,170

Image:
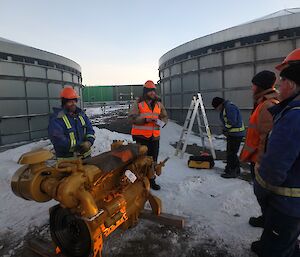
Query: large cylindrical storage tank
159,9,300,133
0,37,82,145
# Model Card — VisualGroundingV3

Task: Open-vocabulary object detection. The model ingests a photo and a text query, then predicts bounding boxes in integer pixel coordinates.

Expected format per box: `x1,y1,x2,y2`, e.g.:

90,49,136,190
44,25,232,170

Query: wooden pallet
140,209,185,229
23,238,64,257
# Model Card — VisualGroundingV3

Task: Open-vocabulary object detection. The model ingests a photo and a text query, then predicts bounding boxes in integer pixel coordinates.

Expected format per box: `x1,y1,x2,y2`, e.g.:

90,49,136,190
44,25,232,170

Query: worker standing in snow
240,71,279,229
129,80,168,190
252,48,300,257
212,97,245,178
48,86,95,159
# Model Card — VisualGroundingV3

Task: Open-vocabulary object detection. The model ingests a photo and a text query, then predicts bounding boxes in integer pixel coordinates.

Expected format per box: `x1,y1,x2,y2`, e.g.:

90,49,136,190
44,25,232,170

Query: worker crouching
48,86,95,159
129,80,168,190
252,48,300,257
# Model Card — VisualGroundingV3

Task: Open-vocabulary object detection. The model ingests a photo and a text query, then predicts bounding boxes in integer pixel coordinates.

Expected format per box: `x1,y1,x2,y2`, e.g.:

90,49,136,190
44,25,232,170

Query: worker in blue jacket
252,48,300,257
48,86,95,159
212,97,245,178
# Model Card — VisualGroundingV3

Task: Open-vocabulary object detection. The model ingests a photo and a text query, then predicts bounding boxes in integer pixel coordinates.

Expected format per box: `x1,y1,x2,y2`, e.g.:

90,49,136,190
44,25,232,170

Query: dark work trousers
132,136,160,162
253,161,267,221
250,162,255,180
256,195,268,221
226,135,243,172
258,206,300,257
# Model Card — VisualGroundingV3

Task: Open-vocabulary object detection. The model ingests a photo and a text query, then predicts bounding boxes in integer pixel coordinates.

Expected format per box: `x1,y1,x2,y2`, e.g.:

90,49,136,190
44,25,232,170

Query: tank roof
0,36,81,71
159,9,300,66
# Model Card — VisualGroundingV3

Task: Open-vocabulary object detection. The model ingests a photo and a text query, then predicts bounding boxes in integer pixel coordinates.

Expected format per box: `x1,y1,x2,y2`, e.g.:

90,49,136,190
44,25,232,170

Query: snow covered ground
0,121,261,256
151,122,260,256
85,104,129,126
84,104,127,117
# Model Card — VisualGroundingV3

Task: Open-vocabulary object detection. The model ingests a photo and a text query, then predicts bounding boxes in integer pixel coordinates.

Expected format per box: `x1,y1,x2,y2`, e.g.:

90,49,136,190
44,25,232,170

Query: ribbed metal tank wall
159,10,300,133
0,38,82,145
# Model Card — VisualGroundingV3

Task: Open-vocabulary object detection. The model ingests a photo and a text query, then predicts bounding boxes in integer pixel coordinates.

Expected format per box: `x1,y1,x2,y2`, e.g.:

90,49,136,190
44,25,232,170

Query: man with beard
129,80,168,190
48,86,95,159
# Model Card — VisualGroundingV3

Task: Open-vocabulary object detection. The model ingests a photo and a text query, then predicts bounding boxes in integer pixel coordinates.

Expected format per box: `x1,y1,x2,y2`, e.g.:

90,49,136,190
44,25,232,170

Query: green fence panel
83,84,160,102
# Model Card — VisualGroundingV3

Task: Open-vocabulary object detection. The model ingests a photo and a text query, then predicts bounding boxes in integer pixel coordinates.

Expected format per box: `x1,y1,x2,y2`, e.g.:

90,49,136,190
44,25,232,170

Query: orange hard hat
144,80,156,89
60,86,80,99
276,48,300,71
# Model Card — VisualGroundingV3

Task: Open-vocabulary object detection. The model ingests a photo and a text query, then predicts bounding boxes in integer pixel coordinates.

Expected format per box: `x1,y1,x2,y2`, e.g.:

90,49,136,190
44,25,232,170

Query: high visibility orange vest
240,99,277,163
131,101,161,138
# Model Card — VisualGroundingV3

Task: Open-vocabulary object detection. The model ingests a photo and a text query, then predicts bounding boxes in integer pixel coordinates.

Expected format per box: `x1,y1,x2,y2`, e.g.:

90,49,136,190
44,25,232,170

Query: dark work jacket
254,93,300,218
48,107,95,158
220,101,245,137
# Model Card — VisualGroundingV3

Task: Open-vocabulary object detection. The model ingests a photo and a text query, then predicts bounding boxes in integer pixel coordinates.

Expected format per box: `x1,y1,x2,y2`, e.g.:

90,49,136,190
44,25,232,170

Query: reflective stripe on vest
82,148,92,158
132,125,160,131
255,169,300,197
240,98,279,163
240,104,262,162
78,115,87,135
79,115,86,126
69,132,76,151
223,109,245,133
140,113,160,118
62,115,72,129
290,107,300,111
243,144,256,154
86,134,96,139
131,101,161,138
228,126,245,133
61,114,89,153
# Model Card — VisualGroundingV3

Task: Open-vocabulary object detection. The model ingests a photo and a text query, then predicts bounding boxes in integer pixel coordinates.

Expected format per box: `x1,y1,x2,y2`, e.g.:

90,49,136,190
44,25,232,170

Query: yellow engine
11,143,168,257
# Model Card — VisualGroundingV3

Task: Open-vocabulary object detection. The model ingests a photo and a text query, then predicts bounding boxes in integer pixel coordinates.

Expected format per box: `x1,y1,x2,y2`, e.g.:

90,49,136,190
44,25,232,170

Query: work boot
221,170,238,179
223,166,230,174
223,166,240,175
251,240,262,255
150,178,161,190
249,216,264,228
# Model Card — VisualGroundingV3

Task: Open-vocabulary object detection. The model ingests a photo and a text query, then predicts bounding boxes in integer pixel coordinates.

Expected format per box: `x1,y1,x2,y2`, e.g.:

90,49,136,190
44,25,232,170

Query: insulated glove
79,141,92,153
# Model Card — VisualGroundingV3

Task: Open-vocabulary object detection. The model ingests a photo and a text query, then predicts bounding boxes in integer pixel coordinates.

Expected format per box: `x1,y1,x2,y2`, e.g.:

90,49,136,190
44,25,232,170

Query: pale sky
0,0,299,85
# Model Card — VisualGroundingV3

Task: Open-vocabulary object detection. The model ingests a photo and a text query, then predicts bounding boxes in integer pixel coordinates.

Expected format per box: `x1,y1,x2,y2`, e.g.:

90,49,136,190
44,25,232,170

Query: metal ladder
175,93,216,159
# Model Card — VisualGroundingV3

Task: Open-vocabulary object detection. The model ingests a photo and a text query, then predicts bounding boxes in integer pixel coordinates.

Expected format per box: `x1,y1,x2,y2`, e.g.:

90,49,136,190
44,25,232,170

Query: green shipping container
83,86,114,102
83,84,161,103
